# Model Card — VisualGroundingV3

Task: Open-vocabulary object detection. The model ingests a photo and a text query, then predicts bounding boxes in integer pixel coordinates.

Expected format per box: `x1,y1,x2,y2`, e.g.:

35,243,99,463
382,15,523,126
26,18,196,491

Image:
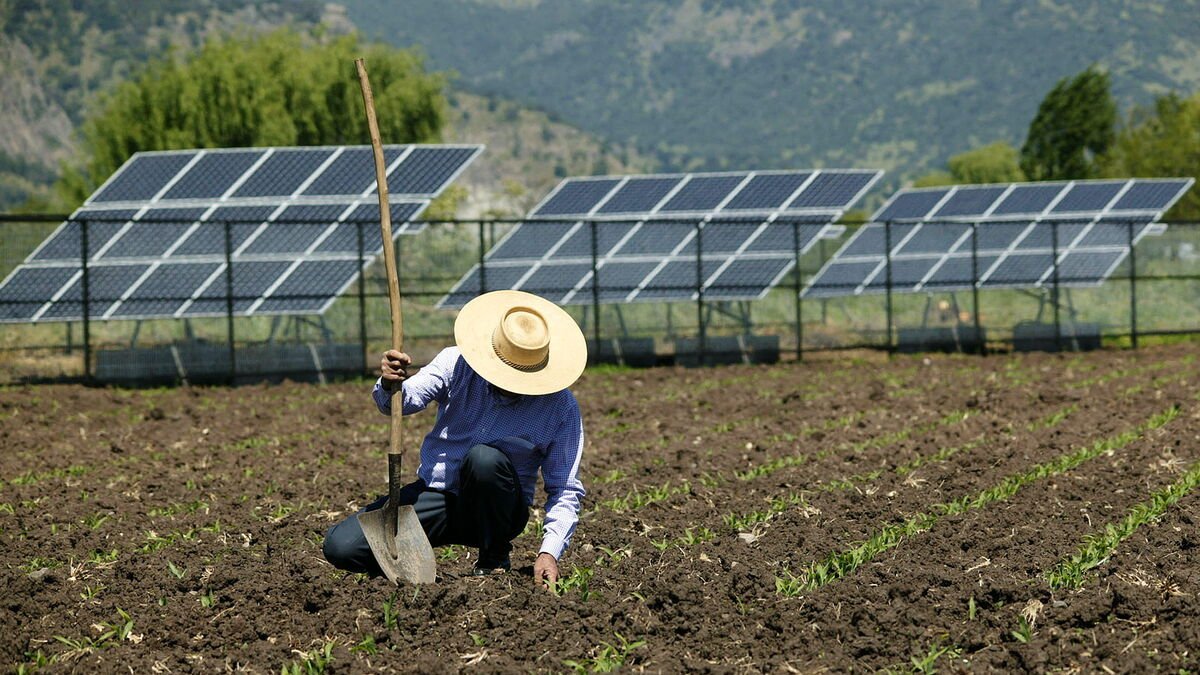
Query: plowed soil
2,344,1199,673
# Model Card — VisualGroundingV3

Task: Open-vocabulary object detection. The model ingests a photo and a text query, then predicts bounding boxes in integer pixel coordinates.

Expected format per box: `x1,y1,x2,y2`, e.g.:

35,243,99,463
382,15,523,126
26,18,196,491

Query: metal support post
971,221,985,355
792,218,803,360
589,221,601,351
695,221,706,364
884,220,894,353
223,220,237,383
1051,220,1062,352
1128,219,1139,349
80,218,91,380
356,220,369,374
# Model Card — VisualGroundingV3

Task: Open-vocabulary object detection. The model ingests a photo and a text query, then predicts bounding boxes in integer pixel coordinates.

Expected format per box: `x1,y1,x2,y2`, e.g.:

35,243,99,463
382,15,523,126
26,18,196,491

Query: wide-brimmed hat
454,290,587,396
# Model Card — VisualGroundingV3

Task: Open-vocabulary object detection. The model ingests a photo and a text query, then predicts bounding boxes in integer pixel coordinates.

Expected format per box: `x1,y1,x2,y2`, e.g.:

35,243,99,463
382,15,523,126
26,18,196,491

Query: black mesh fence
1,214,1198,385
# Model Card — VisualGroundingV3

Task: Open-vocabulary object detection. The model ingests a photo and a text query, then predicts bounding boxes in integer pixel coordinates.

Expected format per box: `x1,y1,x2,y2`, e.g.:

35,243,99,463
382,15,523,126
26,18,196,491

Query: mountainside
341,0,1200,185
0,1,647,213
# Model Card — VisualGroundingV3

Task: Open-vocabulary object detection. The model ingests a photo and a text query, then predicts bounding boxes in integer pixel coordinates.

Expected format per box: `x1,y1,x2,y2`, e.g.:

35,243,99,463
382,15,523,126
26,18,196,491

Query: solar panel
804,177,1194,297
441,169,883,308
0,144,482,323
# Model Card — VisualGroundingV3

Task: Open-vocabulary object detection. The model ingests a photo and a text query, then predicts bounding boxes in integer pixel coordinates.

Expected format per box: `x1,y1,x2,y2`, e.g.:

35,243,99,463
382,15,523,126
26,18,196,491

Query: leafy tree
56,28,446,207
1019,66,1116,181
1102,92,1200,220
913,142,1025,187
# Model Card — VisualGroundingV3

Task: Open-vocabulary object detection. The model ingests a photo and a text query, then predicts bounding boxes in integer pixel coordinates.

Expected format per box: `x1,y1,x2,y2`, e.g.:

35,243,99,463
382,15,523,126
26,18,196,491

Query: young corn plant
1046,460,1200,589
548,565,595,601
776,406,1179,594
281,640,335,675
563,633,645,673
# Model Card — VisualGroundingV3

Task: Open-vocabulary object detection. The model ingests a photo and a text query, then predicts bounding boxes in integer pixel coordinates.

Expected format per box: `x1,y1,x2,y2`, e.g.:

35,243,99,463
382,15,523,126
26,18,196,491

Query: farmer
323,290,587,585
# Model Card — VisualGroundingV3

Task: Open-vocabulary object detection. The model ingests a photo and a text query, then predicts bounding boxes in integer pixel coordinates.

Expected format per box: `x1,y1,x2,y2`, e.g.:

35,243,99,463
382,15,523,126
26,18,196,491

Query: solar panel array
0,145,482,323
804,178,1194,297
439,169,882,308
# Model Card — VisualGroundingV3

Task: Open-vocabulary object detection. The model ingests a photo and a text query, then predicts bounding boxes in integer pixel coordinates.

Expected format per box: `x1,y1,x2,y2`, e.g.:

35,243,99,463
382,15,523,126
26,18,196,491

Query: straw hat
454,290,588,396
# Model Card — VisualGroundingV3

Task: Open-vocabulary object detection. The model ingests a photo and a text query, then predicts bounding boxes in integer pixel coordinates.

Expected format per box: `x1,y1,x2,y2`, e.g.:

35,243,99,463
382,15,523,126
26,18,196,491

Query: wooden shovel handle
355,58,405,462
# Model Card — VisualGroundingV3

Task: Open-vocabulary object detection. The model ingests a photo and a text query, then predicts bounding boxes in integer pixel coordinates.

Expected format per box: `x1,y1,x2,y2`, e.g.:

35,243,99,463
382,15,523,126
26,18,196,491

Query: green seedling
1047,459,1200,589
350,636,377,655
199,590,216,608
1010,616,1033,643
776,406,1179,594
281,640,335,675
381,593,399,631
80,584,105,600
87,549,118,565
20,556,61,573
563,633,645,673
548,565,594,601
167,560,187,579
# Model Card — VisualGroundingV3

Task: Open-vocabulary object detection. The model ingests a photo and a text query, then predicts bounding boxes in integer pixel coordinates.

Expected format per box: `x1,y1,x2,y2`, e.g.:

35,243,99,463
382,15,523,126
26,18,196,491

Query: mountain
0,1,648,213
339,0,1200,189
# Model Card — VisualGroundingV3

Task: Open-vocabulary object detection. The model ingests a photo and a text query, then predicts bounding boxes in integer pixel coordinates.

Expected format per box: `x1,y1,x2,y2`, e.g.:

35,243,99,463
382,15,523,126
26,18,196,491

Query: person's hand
380,350,411,391
534,552,559,589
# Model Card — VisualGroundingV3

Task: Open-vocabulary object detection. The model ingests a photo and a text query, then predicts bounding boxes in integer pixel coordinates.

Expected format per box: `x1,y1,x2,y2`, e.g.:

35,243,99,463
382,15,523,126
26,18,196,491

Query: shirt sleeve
539,393,586,560
372,347,456,416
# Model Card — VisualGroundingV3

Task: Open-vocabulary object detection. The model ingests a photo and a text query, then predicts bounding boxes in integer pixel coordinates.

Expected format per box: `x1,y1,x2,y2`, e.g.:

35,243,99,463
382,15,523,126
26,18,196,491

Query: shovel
354,57,437,585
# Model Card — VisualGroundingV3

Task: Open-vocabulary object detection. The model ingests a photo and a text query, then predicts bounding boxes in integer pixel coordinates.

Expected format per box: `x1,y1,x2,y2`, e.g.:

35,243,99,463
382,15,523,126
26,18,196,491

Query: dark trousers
323,444,529,576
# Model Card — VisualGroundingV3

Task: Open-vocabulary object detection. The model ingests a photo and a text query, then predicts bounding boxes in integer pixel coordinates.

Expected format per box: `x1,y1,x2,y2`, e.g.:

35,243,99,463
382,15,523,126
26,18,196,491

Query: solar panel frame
0,144,482,323
802,177,1195,297
441,169,884,308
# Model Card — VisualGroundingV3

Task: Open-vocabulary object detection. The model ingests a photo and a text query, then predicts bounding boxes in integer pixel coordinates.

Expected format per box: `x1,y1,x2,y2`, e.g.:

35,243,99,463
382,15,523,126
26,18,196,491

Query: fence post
1127,218,1138,350
695,220,706,365
223,220,237,384
884,220,894,353
589,220,600,352
792,218,803,361
80,217,91,380
356,220,369,375
971,221,985,356
1051,220,1062,352
478,222,487,295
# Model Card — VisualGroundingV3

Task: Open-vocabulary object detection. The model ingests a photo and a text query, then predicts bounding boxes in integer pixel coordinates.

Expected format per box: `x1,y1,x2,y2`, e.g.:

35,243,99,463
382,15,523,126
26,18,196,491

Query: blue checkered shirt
372,346,585,560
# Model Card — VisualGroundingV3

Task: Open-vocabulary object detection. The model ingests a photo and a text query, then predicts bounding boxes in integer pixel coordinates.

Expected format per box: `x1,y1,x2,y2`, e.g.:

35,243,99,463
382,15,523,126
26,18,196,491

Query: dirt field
2,344,1199,673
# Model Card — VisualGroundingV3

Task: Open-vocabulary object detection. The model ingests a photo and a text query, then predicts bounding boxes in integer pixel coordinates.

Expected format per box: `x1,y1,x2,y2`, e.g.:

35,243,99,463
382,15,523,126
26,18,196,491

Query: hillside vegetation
341,0,1200,185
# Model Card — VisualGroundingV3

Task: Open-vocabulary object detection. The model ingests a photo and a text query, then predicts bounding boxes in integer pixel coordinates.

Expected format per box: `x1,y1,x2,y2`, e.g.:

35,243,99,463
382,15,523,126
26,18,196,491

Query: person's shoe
471,554,511,576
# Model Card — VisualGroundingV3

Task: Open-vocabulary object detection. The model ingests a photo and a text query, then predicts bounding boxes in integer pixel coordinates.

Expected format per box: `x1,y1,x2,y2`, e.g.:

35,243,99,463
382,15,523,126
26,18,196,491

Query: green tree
55,28,446,208
914,142,1026,187
1019,66,1116,181
1102,92,1200,220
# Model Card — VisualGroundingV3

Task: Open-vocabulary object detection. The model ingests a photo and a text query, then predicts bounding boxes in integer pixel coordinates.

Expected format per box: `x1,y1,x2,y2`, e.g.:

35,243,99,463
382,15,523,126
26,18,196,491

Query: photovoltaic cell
786,172,874,209
637,259,723,300
992,184,1061,215
613,222,693,256
384,146,480,195
161,150,264,200
31,210,139,261
490,222,577,260
932,186,1007,217
532,179,622,217
705,258,792,300
1112,181,1189,211
90,153,197,203
519,263,592,304
256,260,361,313
723,173,811,210
552,222,638,258
0,267,79,320
595,177,680,214
313,201,426,254
876,190,949,221
99,209,205,259
1052,181,1123,213
183,260,292,316
658,175,744,212
302,147,405,196
171,206,276,257
232,148,335,198
40,264,151,320
110,262,221,318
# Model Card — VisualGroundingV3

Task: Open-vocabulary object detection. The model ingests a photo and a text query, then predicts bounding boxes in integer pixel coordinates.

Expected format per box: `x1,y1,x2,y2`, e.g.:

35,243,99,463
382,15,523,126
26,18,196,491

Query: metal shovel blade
358,502,436,585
